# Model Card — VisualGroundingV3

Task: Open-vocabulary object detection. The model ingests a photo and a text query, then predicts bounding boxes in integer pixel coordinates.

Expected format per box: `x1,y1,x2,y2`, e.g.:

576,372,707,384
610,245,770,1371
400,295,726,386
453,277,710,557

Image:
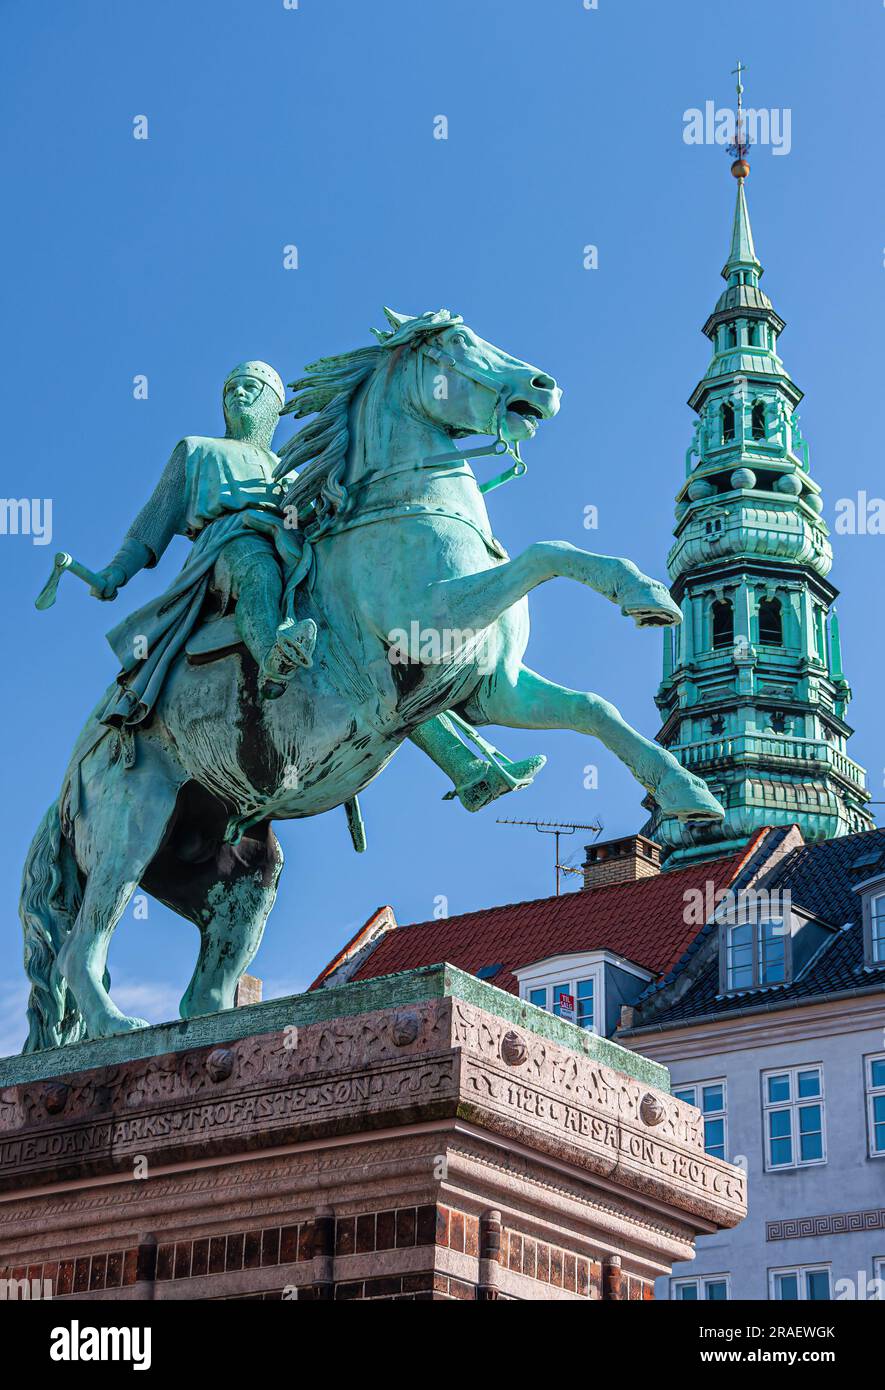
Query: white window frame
768,1263,831,1301
724,915,789,991
671,1274,731,1301
762,1065,826,1171
865,1052,885,1158
524,965,604,1033
871,894,885,964
672,1080,728,1162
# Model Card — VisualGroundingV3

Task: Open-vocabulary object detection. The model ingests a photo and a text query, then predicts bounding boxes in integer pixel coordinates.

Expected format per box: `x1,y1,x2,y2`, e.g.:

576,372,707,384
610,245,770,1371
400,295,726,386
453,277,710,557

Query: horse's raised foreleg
468,665,724,823
424,542,681,632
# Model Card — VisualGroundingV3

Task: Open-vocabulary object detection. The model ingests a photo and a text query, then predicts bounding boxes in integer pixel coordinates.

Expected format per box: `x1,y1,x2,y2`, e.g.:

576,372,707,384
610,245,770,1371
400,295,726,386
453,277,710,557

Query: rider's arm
91,442,188,600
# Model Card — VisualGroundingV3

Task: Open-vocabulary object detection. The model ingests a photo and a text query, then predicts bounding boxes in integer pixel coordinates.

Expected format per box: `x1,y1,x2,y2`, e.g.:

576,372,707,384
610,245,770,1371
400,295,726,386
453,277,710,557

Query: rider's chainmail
122,391,281,564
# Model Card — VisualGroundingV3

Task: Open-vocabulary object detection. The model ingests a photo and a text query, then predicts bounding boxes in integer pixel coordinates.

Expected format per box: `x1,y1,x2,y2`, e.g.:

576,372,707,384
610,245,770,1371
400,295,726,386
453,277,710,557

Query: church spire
723,179,762,283
646,65,874,866
723,63,762,283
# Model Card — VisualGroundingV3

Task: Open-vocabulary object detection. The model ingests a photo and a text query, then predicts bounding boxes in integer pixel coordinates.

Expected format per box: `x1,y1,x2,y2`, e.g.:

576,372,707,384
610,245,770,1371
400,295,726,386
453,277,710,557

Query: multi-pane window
673,1081,727,1161
770,1265,831,1301
575,978,594,1030
866,1054,885,1157
525,974,600,1032
672,1275,729,1301
551,982,571,1019
726,918,787,990
871,895,885,964
763,1066,825,1170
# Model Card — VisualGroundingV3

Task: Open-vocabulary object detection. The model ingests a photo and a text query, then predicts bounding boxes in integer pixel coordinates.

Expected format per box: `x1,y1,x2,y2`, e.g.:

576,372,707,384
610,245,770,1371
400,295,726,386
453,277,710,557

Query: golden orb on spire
731,157,750,180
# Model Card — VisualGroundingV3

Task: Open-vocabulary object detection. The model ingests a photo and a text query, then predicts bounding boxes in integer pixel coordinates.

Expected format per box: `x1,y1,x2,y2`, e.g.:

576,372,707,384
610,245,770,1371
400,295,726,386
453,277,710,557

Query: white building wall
623,995,885,1301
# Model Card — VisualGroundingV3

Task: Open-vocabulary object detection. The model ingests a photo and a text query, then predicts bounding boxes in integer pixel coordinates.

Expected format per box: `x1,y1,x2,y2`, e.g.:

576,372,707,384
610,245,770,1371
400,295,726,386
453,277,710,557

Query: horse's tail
20,801,85,1053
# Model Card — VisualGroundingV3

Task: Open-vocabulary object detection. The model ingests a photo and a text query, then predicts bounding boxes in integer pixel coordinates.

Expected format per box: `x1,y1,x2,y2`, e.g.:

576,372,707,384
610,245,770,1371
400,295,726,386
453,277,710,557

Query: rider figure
93,362,317,704
93,361,545,811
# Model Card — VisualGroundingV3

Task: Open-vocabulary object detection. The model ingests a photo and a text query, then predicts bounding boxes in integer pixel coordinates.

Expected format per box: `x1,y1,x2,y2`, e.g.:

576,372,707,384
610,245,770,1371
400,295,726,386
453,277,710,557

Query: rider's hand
90,563,129,601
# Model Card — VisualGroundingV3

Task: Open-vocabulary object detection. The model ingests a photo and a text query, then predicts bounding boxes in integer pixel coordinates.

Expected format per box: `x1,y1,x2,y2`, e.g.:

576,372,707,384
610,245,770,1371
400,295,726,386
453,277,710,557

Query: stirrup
259,618,317,699
443,753,547,813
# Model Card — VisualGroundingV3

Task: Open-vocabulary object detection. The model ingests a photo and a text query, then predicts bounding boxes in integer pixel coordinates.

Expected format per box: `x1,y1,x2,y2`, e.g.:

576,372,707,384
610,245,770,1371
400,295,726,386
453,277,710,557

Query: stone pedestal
0,965,746,1301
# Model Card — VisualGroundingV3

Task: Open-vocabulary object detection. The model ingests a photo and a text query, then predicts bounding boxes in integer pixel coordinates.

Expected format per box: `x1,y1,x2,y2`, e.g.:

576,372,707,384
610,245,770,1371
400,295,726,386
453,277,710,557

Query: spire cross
728,60,750,168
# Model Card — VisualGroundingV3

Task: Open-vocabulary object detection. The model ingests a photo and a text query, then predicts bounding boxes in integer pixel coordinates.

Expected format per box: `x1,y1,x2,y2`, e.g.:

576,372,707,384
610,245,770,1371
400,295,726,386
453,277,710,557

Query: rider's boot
258,617,318,699
229,544,317,699
409,714,546,812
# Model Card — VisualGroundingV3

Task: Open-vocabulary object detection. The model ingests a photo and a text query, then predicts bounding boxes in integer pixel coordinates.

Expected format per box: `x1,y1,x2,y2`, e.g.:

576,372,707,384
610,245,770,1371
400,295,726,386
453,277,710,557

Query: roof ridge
395,847,747,934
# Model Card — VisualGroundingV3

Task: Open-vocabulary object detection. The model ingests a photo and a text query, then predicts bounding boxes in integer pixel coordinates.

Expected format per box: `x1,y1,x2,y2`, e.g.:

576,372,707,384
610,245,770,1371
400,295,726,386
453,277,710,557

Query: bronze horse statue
20,309,722,1050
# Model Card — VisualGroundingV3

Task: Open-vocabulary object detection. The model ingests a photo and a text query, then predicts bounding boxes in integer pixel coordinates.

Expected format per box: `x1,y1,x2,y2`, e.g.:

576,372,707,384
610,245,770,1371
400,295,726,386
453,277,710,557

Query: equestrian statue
21,308,723,1051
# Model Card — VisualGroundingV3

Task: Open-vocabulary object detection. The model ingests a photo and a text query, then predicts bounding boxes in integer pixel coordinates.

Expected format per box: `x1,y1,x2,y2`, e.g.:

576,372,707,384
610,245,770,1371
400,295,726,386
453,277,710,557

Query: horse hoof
89,1014,151,1039
653,769,725,824
629,608,679,629
619,577,682,628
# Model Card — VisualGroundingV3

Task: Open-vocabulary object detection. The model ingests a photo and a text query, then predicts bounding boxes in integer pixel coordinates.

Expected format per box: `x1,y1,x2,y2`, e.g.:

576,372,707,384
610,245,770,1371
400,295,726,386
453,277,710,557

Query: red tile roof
317,836,763,994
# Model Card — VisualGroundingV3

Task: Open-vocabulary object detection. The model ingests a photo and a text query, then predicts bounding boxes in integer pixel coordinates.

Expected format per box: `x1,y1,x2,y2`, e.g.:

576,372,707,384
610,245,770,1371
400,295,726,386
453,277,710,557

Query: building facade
620,826,885,1302
313,825,885,1300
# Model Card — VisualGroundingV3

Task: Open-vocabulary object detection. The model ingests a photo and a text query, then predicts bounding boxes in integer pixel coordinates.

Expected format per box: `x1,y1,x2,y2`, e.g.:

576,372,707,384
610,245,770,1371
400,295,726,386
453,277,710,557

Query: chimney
582,833,661,890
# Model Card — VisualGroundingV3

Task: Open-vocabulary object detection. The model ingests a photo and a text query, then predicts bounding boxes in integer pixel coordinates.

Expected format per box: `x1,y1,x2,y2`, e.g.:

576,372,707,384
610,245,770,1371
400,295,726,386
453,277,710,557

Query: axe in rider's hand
35,552,103,611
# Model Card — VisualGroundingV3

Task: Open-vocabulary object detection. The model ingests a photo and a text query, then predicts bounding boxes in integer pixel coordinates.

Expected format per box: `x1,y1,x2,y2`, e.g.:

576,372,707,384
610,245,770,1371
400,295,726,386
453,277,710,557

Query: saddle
185,614,244,665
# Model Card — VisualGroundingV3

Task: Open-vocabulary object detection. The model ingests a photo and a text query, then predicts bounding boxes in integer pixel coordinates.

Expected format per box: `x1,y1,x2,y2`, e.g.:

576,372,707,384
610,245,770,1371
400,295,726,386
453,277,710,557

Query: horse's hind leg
143,821,283,1019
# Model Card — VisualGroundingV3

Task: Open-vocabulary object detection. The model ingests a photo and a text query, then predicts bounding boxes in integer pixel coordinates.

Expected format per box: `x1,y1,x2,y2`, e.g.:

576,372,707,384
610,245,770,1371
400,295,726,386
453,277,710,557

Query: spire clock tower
648,66,874,866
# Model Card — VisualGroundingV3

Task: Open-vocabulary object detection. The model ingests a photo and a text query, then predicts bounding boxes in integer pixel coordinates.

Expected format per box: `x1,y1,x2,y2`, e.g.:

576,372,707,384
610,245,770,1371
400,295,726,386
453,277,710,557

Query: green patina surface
649,153,873,867
22,308,723,1055
0,963,669,1093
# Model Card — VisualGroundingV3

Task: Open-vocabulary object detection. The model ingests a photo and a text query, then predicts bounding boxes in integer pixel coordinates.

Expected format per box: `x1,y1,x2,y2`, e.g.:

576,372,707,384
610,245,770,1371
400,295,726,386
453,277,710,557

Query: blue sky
2,0,883,1053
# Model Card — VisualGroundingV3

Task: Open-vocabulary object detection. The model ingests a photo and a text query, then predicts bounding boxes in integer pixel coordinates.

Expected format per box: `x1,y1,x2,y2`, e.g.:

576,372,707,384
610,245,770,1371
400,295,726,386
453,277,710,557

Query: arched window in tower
712,599,734,650
758,597,783,646
721,402,735,444
725,323,738,349
751,400,767,440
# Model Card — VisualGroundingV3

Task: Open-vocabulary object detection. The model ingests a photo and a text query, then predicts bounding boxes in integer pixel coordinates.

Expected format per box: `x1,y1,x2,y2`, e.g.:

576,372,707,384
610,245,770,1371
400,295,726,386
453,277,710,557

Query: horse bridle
416,341,528,495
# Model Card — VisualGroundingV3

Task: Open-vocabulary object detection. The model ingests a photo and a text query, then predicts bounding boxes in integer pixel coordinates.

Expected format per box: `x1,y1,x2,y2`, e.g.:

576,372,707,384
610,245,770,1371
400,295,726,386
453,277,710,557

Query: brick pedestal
0,966,746,1301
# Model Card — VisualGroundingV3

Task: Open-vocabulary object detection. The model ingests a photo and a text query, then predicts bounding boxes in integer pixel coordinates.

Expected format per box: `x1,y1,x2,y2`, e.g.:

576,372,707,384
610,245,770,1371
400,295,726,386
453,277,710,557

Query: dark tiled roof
343,844,758,995
633,828,885,1028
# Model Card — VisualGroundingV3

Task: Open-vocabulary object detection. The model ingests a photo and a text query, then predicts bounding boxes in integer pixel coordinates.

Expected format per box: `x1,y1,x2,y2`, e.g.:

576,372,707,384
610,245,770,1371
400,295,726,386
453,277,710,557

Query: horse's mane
276,308,463,532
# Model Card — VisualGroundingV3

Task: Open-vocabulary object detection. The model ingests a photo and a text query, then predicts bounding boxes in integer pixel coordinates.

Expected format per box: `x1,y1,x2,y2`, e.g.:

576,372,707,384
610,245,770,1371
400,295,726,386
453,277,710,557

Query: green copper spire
645,70,873,866
723,179,762,284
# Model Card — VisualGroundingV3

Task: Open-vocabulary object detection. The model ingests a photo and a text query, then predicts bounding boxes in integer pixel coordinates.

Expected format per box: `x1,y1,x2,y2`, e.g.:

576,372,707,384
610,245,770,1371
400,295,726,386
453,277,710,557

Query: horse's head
277,308,561,531
386,308,561,448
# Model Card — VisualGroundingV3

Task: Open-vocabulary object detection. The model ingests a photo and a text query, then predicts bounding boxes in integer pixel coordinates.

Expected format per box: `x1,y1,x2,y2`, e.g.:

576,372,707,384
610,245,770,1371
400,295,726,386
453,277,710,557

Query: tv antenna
496,818,603,896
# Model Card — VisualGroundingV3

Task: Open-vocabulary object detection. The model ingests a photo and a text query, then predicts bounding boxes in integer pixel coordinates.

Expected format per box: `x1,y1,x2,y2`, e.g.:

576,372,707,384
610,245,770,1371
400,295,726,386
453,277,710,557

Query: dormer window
527,973,598,1030
857,882,885,968
517,951,653,1037
726,917,787,991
